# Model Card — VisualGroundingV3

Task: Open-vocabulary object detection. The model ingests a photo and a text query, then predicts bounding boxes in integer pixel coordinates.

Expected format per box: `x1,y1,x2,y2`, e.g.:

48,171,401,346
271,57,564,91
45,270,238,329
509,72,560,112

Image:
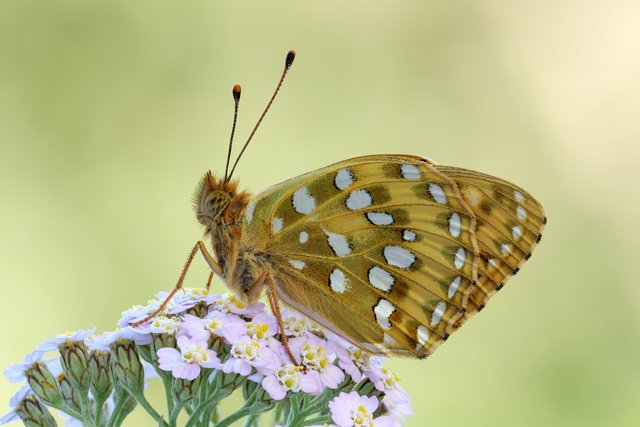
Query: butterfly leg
132,241,222,327
205,271,214,291
264,274,300,367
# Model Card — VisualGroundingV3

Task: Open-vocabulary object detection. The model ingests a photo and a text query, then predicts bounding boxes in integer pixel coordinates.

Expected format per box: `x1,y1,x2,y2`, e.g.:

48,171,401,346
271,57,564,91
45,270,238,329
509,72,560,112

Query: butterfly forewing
242,155,543,357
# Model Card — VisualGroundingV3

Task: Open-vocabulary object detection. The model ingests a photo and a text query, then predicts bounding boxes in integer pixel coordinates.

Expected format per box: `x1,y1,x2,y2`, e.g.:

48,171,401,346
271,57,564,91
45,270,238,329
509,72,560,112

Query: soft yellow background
1,1,639,426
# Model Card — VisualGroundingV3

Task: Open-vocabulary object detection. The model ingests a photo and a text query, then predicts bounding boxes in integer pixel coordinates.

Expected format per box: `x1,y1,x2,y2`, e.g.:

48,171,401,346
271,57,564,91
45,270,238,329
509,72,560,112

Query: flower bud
89,350,113,402
151,333,177,361
57,373,81,413
25,362,62,407
186,301,209,318
15,395,58,427
110,339,144,394
172,376,202,404
219,372,246,397
59,341,90,393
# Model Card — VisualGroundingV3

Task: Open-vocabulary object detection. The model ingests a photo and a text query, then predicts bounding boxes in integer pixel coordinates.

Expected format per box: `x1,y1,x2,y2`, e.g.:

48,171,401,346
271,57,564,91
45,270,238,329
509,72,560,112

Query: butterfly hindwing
242,155,544,357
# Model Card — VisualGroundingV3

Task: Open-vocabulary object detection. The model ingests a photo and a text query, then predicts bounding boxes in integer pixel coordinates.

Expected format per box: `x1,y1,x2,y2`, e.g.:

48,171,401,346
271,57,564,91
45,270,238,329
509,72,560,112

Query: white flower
3,350,45,383
207,293,263,316
157,336,221,380
0,386,31,424
37,328,96,352
328,391,399,427
135,315,181,335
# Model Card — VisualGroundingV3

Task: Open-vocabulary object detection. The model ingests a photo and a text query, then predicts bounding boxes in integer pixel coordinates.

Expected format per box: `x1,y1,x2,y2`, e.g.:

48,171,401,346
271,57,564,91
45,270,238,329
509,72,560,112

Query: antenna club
285,50,296,69
233,84,241,101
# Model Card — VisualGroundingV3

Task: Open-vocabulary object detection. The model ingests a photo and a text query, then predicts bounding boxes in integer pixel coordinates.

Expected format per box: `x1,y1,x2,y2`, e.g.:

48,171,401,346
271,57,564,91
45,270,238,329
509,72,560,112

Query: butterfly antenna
223,84,242,183
227,50,296,180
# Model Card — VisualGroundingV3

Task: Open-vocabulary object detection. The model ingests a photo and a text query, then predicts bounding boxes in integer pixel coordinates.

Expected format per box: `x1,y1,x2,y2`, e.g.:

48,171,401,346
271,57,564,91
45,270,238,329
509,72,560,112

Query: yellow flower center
275,364,302,391
231,341,261,361
246,322,270,340
381,366,401,388
300,343,329,372
182,344,209,365
352,404,374,426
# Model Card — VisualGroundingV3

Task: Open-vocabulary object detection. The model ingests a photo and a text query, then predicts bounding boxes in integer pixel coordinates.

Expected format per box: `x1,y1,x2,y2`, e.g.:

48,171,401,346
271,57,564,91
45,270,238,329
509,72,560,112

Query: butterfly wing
242,155,544,357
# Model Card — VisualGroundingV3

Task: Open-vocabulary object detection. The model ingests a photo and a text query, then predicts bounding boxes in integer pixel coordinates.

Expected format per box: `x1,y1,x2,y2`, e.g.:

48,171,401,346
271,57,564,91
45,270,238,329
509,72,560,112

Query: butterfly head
194,171,249,228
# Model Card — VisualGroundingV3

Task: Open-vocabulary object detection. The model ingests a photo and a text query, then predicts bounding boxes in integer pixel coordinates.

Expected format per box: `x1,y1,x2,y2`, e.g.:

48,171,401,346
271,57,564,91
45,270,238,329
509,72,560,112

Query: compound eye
204,191,229,218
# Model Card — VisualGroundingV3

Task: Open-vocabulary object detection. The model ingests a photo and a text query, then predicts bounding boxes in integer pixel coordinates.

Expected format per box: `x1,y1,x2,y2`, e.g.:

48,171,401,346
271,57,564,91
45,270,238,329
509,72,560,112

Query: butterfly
134,50,546,360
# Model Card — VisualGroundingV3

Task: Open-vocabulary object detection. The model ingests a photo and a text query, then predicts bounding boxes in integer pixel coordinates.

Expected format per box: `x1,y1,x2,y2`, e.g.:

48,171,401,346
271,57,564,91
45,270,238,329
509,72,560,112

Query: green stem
94,396,106,426
184,392,221,427
214,406,260,427
168,401,183,427
130,389,168,427
79,393,99,427
106,393,132,427
162,374,175,415
243,413,259,427
301,415,332,426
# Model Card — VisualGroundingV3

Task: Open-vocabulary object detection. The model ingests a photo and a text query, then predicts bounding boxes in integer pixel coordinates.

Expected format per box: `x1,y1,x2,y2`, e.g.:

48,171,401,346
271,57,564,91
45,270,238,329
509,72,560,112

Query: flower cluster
2,287,412,426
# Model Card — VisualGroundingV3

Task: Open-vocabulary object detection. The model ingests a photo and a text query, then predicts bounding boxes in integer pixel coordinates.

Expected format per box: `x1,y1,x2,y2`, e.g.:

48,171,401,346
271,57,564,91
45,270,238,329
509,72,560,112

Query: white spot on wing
346,189,372,210
245,202,256,224
383,246,416,270
512,225,523,241
368,266,395,292
401,164,421,180
454,247,466,270
329,269,349,293
403,230,416,241
366,212,394,226
488,258,498,269
324,230,351,257
374,299,395,330
272,218,283,233
299,231,309,243
431,302,446,327
416,325,429,350
514,190,525,202
288,259,305,270
516,205,527,220
292,187,316,214
448,276,462,299
335,168,355,190
449,213,462,238
428,183,447,204
500,243,512,255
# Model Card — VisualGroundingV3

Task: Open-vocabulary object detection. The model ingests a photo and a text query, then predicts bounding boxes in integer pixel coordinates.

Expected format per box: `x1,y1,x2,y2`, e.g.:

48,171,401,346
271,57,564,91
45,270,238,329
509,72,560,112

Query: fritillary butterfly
135,51,546,360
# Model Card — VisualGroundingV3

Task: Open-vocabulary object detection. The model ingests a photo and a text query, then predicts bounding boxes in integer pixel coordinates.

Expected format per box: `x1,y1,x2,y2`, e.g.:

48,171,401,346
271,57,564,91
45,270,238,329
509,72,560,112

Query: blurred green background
1,1,639,426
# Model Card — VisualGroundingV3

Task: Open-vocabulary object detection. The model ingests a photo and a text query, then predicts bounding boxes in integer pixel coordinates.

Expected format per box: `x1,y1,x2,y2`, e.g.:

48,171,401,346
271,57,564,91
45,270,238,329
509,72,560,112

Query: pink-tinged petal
157,348,182,371
320,364,345,389
329,398,353,426
173,362,200,380
248,372,263,383
262,375,287,400
385,387,409,405
234,359,252,376
361,394,379,413
374,415,400,427
201,351,221,369
326,339,349,359
4,364,27,383
300,371,323,395
254,347,282,375
176,335,192,350
338,359,362,382
221,359,235,374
